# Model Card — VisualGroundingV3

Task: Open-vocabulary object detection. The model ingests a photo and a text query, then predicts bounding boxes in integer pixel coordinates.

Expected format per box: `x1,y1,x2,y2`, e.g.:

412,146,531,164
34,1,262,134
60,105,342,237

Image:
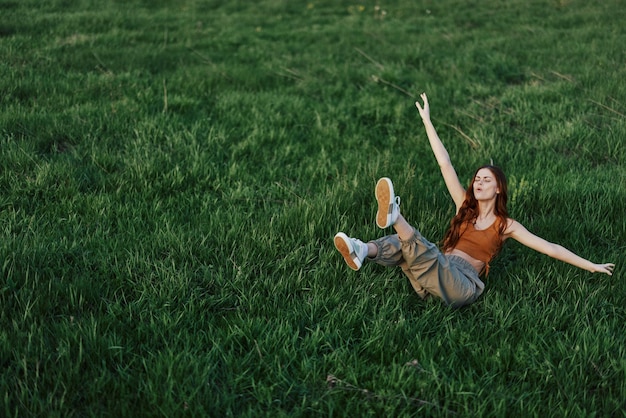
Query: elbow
438,160,453,170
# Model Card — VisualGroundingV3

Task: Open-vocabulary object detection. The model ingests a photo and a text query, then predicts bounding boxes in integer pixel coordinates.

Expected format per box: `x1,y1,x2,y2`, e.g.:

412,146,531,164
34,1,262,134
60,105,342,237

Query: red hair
441,165,509,254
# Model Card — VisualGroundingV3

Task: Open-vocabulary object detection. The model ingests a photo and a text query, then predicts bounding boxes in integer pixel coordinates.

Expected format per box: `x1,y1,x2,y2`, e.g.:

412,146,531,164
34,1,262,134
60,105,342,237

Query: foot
375,177,401,228
334,232,368,271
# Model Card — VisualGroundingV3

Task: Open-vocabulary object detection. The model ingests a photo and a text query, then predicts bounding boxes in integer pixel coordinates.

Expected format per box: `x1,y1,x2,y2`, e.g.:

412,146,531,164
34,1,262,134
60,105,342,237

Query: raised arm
415,93,466,211
505,219,615,275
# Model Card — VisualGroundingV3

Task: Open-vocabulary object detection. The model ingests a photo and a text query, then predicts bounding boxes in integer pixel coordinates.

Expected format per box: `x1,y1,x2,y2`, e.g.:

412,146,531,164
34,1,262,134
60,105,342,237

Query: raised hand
415,92,430,121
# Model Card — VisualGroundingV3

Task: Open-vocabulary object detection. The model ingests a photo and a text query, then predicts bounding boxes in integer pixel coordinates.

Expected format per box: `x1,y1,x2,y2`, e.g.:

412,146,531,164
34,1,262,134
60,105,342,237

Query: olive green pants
370,229,485,308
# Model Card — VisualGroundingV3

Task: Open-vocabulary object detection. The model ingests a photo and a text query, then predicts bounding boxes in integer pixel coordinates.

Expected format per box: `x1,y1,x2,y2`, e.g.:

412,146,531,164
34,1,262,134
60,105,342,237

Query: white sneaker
375,177,400,228
334,232,368,271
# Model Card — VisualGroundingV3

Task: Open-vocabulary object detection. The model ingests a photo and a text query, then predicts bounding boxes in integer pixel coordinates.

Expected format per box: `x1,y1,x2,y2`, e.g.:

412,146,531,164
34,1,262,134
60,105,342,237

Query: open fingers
415,92,428,112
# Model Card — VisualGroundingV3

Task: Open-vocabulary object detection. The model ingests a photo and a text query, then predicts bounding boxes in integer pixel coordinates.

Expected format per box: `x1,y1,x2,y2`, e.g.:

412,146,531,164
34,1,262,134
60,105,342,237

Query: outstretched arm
505,219,615,275
415,93,466,211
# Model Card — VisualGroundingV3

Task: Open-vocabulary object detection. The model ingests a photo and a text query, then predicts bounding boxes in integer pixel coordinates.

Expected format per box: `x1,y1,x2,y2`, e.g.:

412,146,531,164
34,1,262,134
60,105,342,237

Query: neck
477,199,496,219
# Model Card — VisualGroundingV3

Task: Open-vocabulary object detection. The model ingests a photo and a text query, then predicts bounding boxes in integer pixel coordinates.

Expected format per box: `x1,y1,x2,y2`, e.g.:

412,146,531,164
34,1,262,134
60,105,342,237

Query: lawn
1,0,625,416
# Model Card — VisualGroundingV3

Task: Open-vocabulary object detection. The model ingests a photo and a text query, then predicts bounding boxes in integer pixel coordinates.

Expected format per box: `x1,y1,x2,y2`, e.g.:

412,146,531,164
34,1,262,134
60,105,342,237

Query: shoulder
502,218,521,240
502,218,539,242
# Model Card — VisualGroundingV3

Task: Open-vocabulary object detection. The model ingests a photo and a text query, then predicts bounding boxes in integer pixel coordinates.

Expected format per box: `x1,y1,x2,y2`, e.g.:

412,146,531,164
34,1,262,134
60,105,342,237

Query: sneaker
334,232,368,271
375,177,400,228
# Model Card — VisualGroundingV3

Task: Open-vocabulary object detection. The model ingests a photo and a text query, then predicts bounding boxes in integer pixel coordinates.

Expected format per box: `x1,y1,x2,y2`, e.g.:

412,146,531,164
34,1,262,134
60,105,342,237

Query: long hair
441,165,509,254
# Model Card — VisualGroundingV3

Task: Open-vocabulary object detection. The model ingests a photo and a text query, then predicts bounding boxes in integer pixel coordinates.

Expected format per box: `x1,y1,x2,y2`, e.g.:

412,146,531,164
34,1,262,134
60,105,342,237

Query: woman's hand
415,92,430,121
592,263,615,275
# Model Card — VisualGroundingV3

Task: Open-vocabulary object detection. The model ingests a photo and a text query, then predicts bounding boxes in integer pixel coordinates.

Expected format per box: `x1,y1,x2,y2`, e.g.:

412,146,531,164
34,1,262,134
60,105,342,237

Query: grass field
2,0,625,416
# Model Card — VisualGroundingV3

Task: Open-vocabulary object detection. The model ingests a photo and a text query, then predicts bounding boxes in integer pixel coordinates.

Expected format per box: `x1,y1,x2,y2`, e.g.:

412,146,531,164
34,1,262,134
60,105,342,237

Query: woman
334,93,615,308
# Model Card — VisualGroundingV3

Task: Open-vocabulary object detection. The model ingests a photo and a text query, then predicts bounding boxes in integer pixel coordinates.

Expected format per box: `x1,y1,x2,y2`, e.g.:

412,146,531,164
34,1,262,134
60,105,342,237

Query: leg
370,234,405,267
369,233,430,299
398,232,483,307
373,178,431,299
366,242,378,258
392,214,416,242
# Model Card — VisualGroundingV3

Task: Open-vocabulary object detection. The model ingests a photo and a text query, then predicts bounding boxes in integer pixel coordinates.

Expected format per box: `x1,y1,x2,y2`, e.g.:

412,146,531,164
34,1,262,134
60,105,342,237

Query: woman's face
473,168,499,201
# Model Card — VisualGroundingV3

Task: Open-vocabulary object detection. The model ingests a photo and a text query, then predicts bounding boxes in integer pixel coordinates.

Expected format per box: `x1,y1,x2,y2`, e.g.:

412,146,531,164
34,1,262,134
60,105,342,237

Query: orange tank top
453,218,502,274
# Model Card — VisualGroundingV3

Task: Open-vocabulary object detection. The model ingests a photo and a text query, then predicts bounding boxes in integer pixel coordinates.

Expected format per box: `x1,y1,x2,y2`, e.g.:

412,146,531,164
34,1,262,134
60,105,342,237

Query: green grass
2,0,625,416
